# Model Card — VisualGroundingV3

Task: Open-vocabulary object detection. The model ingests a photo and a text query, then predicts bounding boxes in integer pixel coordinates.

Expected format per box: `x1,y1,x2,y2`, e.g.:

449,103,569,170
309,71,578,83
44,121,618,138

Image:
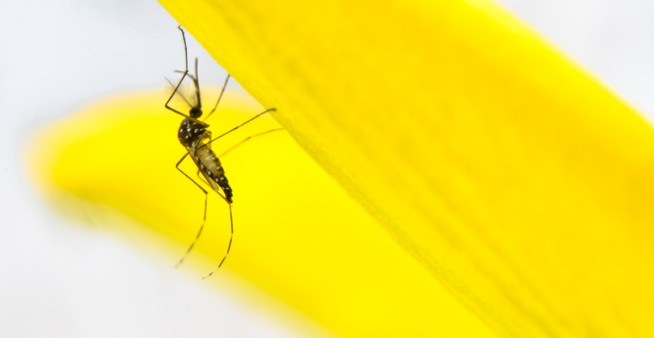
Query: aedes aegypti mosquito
165,26,278,278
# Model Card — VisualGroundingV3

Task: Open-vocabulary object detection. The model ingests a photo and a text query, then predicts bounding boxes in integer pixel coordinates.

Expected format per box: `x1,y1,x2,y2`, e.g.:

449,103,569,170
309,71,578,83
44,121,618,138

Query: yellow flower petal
28,90,499,337
157,0,654,337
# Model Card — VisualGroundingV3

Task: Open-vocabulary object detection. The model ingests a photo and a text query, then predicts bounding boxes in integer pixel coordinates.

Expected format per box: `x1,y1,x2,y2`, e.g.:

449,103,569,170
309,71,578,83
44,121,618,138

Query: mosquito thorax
178,117,208,148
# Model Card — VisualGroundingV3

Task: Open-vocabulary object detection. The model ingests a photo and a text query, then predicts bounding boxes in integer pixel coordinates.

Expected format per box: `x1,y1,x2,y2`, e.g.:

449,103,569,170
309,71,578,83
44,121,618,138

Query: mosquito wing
165,76,200,110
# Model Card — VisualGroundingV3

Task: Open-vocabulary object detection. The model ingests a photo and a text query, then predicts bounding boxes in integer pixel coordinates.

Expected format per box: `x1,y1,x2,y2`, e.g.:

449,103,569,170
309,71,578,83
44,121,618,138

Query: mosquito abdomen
193,144,233,203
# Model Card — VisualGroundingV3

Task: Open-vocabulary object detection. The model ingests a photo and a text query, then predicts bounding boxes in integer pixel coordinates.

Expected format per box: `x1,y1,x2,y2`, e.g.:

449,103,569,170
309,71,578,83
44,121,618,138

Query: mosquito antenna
193,58,202,110
165,26,191,119
205,74,231,121
203,204,234,279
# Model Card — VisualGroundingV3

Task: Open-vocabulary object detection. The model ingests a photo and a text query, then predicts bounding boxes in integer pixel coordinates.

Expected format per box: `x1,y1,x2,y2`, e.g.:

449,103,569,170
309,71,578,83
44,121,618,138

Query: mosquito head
190,106,203,119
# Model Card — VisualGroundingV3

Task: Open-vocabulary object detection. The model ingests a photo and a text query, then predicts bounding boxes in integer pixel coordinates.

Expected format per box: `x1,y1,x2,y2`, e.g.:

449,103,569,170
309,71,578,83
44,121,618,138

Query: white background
500,0,654,118
0,1,653,337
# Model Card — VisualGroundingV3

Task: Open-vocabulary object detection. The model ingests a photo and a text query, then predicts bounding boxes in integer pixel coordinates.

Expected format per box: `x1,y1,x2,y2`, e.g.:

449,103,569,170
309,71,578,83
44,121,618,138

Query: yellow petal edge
158,0,654,337
27,88,500,337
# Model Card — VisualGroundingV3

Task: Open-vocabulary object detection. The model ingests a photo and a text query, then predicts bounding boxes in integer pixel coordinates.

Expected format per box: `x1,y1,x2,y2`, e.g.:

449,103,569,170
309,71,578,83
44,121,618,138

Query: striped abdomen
191,143,233,203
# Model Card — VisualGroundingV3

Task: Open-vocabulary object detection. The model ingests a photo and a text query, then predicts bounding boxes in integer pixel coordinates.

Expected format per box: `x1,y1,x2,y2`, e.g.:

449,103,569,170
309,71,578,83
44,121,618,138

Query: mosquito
165,26,277,278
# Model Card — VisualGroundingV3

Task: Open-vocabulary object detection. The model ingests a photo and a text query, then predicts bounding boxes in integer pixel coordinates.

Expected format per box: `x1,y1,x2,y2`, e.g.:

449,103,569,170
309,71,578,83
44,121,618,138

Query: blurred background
1,0,653,337
502,0,654,118
0,2,321,338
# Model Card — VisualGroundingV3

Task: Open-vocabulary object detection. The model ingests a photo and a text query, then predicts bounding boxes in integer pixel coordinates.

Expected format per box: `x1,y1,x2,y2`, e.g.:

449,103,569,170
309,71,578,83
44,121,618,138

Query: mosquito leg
195,172,234,278
174,152,209,268
196,168,210,186
205,74,231,120
177,151,235,276
206,108,277,146
217,128,285,158
201,129,285,278
203,203,233,279
191,160,234,278
165,26,191,119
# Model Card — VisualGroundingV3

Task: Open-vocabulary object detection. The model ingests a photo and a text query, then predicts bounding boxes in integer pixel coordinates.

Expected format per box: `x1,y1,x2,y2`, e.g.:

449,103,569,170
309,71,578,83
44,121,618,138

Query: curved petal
27,90,499,337
159,0,654,337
